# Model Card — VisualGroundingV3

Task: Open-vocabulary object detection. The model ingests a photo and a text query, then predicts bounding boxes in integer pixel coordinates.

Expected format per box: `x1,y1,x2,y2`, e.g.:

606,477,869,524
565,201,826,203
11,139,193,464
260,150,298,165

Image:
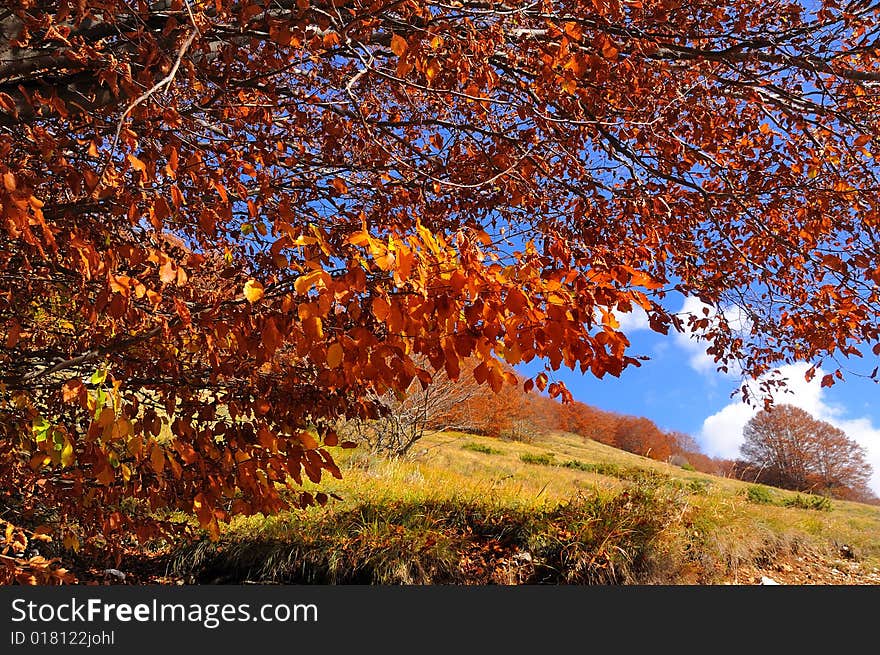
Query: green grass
170,430,880,584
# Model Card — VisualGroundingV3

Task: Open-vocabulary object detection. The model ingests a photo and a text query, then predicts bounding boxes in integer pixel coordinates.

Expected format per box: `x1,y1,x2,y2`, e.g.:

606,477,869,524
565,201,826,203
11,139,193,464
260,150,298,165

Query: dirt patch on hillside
723,551,880,585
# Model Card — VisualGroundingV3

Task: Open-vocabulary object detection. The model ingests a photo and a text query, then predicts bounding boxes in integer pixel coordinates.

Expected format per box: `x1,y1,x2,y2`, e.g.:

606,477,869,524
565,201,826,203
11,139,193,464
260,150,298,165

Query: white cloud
699,402,755,459
697,362,880,496
613,305,650,332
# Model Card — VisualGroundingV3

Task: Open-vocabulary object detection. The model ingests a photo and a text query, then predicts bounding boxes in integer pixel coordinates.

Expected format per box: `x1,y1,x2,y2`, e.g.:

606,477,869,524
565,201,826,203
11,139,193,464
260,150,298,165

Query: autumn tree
4,0,880,579
739,405,874,499
555,400,620,444
442,372,554,440
341,357,482,456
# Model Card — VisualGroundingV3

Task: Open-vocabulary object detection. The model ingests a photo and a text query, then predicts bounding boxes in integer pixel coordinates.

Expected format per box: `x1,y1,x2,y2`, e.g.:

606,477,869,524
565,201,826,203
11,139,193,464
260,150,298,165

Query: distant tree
446,375,553,441
739,405,874,499
712,458,739,479
343,358,482,457
668,431,701,456
808,419,876,502
612,416,669,460
556,401,617,443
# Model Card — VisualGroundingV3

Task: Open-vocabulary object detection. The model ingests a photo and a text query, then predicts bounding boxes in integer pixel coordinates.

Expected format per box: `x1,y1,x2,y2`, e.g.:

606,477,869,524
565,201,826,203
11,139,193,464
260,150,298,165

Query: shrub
746,486,774,505
560,459,657,483
686,478,711,495
171,480,691,584
783,494,832,512
559,459,599,473
461,442,503,455
520,453,555,466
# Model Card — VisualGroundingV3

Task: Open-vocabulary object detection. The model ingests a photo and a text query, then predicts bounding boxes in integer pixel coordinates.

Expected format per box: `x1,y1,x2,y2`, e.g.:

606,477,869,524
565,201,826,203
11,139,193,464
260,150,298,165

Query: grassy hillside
169,430,880,585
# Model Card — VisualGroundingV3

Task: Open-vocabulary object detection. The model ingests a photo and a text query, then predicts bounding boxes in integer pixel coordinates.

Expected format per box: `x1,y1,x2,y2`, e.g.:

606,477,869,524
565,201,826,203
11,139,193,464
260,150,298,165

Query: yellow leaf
327,342,344,368
425,59,440,82
244,278,264,303
60,441,75,467
294,270,324,295
391,34,408,57
63,532,80,552
303,316,323,339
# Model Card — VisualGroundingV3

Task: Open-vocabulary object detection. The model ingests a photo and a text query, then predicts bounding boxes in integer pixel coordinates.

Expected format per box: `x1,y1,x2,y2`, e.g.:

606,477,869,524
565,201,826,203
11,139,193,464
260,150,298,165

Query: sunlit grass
173,429,880,583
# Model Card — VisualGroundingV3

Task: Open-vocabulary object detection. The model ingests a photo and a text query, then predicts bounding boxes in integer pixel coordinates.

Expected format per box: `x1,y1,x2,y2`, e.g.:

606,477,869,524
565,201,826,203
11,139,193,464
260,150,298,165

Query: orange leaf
330,178,348,194
372,296,391,321
62,379,83,403
294,270,324,295
159,259,176,284
150,443,165,474
327,342,344,368
6,320,21,348
390,34,408,57
425,59,440,82
170,184,185,208
127,154,146,172
296,431,319,449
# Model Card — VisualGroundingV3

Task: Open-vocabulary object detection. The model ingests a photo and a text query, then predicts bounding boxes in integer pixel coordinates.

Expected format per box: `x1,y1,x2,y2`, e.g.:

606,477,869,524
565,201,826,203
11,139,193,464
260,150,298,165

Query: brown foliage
739,405,875,500
3,1,880,578
435,366,555,441
1,520,75,585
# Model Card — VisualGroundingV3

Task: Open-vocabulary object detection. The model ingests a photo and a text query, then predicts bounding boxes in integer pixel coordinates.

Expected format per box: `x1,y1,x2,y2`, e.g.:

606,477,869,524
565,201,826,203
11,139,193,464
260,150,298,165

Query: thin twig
100,2,201,179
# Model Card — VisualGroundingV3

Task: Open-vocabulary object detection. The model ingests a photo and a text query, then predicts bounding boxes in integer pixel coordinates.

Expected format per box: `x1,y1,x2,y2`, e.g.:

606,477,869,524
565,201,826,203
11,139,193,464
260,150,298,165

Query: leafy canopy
2,0,880,570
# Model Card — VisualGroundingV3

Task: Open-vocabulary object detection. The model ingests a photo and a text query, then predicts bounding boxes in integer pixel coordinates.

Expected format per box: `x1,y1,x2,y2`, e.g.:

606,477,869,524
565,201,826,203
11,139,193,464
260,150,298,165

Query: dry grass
171,429,880,584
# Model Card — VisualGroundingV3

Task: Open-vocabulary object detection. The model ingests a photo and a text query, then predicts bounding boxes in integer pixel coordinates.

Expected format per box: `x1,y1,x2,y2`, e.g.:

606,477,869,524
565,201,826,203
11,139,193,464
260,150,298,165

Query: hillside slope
153,430,880,585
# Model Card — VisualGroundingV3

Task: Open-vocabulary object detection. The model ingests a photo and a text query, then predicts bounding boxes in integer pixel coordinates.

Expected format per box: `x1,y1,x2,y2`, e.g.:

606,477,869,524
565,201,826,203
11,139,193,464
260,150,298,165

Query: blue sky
516,296,880,496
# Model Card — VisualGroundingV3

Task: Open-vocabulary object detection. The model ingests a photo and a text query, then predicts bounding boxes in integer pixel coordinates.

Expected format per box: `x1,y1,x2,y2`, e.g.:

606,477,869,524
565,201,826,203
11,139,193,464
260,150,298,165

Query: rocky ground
724,551,880,585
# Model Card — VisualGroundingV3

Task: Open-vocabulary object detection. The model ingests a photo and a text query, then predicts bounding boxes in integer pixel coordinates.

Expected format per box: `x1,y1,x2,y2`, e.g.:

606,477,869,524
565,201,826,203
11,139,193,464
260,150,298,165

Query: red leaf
6,320,21,348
